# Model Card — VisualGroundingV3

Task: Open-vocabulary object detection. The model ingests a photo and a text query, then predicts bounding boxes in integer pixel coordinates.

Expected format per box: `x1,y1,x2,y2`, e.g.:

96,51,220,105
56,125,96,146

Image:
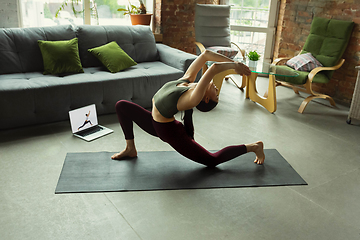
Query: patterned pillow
207,46,238,59
286,53,323,72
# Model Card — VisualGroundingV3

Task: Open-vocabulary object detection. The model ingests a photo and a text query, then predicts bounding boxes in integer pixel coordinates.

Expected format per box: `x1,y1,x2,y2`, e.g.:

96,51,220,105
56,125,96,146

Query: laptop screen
69,104,99,133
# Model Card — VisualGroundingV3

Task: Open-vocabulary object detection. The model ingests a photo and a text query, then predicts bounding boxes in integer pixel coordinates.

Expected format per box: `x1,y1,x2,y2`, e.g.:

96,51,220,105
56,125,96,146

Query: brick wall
154,0,219,54
275,0,360,104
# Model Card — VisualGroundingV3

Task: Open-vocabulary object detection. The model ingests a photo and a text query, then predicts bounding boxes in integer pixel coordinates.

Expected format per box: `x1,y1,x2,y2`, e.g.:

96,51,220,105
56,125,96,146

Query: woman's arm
193,62,250,101
178,61,251,110
182,50,236,83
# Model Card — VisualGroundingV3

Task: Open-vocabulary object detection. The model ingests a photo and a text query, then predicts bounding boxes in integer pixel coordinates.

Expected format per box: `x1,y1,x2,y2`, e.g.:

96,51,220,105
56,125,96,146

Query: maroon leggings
115,100,247,167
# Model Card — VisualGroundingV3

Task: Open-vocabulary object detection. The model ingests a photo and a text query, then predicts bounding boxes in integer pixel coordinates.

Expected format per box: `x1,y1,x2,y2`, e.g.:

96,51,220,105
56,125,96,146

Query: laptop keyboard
78,125,103,137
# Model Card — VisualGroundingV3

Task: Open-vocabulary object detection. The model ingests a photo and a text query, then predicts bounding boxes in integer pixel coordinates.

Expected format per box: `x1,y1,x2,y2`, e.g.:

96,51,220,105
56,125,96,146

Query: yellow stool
212,70,277,113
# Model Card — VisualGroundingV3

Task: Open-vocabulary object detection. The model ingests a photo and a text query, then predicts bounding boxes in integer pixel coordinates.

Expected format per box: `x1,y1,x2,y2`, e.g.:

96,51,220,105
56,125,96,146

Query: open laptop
69,104,113,141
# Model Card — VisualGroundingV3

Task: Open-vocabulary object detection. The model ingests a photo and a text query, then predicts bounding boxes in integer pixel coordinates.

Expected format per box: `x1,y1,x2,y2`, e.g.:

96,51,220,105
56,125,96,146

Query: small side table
212,62,298,113
347,66,360,124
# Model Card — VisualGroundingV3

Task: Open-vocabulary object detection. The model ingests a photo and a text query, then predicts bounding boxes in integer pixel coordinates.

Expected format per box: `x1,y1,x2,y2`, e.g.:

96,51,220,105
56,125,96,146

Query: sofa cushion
38,38,84,75
0,61,184,129
0,25,76,74
76,25,159,68
88,41,137,73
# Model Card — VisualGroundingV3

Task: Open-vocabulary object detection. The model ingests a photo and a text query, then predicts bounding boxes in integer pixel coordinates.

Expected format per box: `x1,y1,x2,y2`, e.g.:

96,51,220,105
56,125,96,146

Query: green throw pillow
38,38,84,75
88,41,137,73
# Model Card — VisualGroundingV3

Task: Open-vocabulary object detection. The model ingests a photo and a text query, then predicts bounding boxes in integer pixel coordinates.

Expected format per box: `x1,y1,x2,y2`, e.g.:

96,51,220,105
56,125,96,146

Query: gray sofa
0,25,198,130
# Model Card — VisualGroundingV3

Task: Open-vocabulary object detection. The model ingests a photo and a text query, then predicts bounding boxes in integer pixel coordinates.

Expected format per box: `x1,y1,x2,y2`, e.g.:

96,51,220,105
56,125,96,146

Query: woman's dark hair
196,100,218,112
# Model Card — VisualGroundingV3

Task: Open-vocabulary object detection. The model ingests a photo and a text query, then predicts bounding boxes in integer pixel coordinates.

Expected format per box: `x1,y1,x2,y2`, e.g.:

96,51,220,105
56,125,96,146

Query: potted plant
118,0,152,26
247,50,261,69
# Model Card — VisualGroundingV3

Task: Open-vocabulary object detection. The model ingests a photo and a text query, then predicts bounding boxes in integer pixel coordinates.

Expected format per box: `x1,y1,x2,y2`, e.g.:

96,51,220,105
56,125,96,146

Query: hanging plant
55,0,99,23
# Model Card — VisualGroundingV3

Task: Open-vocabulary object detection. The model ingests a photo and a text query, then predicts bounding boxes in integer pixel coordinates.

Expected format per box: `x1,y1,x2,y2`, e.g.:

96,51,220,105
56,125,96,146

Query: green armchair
273,17,354,113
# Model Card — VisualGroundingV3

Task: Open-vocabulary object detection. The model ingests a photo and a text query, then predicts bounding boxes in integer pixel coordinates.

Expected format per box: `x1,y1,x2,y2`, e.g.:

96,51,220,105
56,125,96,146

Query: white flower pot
248,60,258,70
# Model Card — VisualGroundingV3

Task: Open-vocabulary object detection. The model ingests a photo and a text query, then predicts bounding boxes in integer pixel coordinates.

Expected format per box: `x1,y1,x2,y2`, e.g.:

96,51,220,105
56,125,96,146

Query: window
228,0,279,64
19,0,153,28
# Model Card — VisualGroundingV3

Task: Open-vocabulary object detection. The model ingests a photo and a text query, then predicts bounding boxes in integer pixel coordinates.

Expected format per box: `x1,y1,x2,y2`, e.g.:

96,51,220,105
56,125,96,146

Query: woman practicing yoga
78,111,92,131
112,50,265,167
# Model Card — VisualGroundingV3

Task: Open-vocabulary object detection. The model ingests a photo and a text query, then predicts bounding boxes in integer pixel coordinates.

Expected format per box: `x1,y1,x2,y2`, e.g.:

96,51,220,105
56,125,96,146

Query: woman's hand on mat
235,62,251,76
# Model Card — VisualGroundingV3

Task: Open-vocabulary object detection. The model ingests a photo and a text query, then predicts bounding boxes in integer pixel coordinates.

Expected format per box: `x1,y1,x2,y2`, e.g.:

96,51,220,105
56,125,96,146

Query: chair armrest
272,57,291,65
156,43,198,73
231,41,246,60
195,42,206,53
308,59,345,82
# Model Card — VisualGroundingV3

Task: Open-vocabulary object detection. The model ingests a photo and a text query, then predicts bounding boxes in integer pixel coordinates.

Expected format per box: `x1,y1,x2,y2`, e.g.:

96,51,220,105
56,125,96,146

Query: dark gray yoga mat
55,149,307,193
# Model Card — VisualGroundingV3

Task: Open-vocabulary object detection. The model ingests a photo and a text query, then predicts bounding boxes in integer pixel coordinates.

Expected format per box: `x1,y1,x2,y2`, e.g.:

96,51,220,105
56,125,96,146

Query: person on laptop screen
78,111,93,131
112,50,265,167
69,104,113,141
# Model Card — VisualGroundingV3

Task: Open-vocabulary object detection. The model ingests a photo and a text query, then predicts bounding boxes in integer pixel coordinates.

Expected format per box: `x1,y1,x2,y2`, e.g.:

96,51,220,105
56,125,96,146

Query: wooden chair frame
272,57,345,113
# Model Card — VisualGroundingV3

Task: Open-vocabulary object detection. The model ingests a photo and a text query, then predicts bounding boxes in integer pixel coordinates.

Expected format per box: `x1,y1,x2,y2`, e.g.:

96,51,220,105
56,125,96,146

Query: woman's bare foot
111,148,137,160
111,139,137,160
246,141,265,165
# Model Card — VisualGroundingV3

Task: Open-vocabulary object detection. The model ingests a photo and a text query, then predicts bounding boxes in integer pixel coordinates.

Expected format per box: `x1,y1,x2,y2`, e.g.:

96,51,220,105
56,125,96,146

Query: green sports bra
153,79,191,118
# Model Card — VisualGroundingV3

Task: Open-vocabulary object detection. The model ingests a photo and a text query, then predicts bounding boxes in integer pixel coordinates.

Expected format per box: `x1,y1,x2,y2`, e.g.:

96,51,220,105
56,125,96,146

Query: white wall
0,0,21,28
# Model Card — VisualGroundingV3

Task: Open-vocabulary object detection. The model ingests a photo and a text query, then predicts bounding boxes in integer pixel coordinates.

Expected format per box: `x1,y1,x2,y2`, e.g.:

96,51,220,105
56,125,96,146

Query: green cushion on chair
300,17,354,80
275,65,329,85
302,17,353,67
